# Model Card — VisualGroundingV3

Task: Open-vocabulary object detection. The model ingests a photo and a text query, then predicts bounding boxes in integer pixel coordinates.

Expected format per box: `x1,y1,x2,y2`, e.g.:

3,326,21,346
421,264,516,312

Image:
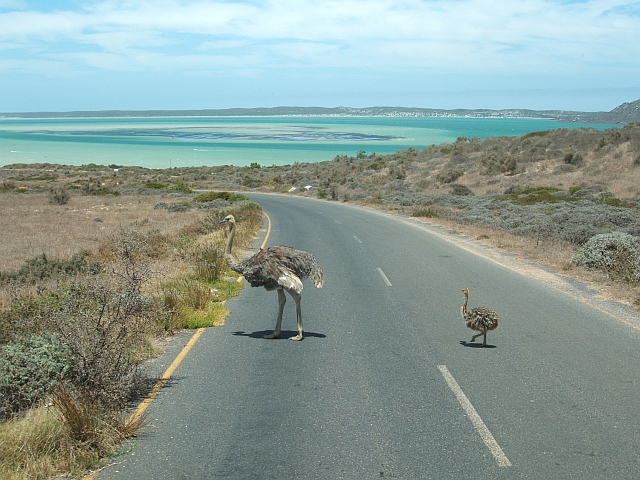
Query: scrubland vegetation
1,121,640,478
0,186,263,479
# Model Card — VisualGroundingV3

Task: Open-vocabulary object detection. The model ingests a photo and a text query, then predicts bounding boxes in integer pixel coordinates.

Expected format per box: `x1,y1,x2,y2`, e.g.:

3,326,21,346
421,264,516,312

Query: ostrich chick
220,214,324,341
461,287,499,347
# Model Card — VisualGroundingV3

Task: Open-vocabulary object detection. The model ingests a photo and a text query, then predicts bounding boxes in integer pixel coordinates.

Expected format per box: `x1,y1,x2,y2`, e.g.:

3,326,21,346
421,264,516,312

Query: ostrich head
220,214,236,226
462,287,469,296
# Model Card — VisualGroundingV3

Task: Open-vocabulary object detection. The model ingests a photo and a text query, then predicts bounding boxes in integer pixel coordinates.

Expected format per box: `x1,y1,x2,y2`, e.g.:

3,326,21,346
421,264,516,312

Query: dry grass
0,389,146,480
0,185,264,478
0,192,209,272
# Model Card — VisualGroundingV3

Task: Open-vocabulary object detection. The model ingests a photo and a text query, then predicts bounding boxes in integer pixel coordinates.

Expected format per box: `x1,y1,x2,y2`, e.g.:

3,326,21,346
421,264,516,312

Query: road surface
96,193,640,479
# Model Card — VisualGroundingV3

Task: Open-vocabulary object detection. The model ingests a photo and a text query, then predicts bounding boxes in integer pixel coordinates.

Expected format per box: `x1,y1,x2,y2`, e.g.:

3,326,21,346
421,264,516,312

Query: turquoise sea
0,116,618,169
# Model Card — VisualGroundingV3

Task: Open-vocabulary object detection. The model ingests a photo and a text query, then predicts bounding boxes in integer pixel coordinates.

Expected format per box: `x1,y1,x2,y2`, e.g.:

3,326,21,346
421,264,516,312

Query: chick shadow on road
232,329,327,340
459,340,497,349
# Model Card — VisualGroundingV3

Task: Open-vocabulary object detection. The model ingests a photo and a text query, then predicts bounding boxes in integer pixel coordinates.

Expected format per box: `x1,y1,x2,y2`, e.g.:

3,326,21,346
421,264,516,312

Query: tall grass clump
189,243,226,283
0,386,145,480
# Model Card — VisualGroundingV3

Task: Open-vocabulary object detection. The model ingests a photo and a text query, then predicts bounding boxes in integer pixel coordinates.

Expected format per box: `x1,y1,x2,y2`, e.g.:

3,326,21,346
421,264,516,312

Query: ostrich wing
240,246,312,292
275,266,304,292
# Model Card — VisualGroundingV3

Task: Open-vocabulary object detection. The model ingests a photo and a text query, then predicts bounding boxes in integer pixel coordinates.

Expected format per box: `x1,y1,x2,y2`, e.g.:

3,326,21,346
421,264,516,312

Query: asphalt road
96,193,640,479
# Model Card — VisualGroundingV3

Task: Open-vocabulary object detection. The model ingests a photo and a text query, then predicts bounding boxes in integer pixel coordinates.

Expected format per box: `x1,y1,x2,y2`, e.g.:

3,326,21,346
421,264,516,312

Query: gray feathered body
222,214,324,294
227,245,324,293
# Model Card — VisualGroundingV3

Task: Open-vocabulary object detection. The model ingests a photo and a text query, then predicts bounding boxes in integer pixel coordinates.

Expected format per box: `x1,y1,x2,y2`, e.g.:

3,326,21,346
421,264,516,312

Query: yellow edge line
131,211,273,422
260,211,272,250
129,327,206,423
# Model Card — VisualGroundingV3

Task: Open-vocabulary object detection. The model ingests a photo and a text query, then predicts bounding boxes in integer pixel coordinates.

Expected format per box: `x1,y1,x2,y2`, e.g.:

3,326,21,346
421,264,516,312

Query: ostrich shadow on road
459,340,497,349
232,330,327,340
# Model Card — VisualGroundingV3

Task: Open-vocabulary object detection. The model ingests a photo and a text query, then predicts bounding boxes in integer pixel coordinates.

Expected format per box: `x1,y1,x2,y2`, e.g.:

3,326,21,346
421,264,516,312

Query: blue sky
1,0,639,112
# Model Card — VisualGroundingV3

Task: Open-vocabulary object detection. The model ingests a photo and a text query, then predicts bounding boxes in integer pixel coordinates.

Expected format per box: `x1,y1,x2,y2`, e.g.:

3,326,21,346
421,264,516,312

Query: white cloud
0,0,639,110
0,0,638,72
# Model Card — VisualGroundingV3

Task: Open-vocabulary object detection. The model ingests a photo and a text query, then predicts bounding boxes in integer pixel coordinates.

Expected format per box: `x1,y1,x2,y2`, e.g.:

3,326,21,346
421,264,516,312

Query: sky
1,0,640,113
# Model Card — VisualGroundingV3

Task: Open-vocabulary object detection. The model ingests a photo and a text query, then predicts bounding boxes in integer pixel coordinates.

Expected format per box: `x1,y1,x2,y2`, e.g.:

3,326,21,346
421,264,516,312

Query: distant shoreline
0,103,634,124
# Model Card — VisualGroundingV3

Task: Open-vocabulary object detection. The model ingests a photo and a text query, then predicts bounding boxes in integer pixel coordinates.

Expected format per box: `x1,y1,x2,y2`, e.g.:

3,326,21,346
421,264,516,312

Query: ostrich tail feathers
310,264,325,288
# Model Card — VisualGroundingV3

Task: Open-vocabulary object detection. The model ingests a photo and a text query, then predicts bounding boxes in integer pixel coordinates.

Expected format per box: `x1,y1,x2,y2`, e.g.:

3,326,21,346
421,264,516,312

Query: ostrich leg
264,288,286,339
471,332,487,347
288,290,303,341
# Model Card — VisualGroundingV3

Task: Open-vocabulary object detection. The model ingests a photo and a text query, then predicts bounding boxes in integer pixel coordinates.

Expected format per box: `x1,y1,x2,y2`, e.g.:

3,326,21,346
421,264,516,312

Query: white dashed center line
437,365,512,467
376,268,392,286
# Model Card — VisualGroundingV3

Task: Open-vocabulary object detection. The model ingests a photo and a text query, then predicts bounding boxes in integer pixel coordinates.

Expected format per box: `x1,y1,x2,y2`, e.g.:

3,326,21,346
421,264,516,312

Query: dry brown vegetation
1,121,640,478
0,181,263,479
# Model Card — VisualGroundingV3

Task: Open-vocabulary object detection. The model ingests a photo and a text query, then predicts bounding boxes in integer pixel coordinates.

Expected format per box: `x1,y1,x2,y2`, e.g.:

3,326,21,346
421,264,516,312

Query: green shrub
94,187,120,196
168,180,193,193
145,181,167,189
241,178,263,188
412,208,439,218
193,191,250,203
48,186,71,205
481,153,518,175
599,196,636,208
522,130,550,139
573,231,640,282
563,153,584,166
167,202,191,212
81,163,102,170
0,335,70,419
450,184,474,196
0,252,102,286
497,186,575,205
436,169,464,184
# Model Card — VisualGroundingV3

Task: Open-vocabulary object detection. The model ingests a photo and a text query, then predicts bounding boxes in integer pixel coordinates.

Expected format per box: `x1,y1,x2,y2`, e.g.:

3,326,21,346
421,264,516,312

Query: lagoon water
0,115,617,169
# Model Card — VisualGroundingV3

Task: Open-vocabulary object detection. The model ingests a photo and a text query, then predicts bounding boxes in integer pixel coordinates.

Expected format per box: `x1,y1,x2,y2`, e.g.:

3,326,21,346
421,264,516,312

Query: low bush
436,169,464,184
145,181,167,189
0,252,102,286
48,186,70,205
412,208,439,218
497,186,576,205
193,191,249,203
450,184,474,196
0,335,70,419
573,231,640,282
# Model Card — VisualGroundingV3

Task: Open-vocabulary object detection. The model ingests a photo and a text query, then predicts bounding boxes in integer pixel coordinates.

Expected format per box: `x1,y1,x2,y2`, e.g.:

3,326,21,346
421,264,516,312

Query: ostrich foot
264,331,280,339
289,334,303,341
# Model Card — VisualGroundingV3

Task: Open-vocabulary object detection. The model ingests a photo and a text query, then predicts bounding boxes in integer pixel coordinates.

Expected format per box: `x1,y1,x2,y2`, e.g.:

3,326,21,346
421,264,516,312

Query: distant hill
2,100,639,124
585,99,640,124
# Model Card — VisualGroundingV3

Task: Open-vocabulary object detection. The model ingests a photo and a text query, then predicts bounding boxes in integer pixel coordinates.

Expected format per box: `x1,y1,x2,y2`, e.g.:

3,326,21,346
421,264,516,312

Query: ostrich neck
225,221,235,255
462,294,469,316
224,222,244,274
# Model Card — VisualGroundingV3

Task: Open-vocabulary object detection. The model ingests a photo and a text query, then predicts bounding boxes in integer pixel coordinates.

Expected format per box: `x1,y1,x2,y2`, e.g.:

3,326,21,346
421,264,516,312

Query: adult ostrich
220,214,324,341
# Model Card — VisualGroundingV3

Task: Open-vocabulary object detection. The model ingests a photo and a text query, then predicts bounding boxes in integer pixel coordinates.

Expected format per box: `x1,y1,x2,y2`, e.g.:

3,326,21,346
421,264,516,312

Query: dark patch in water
31,128,400,142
